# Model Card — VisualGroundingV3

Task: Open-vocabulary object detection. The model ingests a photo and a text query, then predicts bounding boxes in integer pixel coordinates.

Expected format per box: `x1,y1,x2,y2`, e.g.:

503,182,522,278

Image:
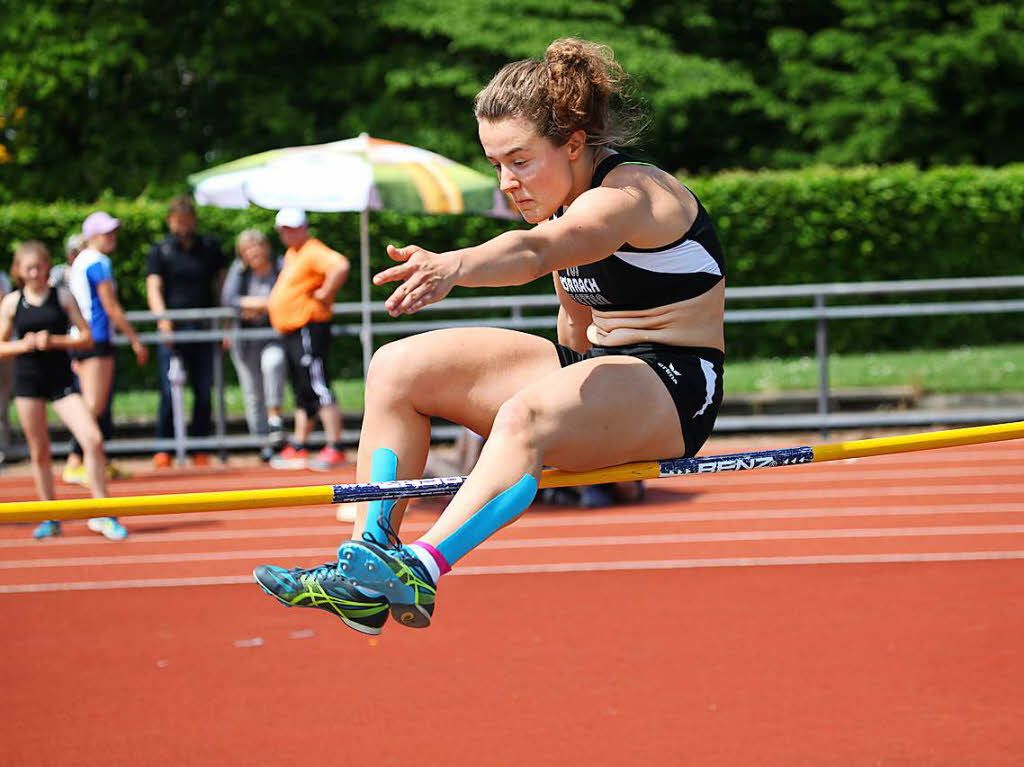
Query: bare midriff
585,280,725,351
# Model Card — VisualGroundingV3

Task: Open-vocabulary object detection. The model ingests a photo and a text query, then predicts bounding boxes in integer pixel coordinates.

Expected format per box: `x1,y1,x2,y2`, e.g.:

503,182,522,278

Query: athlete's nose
498,165,519,194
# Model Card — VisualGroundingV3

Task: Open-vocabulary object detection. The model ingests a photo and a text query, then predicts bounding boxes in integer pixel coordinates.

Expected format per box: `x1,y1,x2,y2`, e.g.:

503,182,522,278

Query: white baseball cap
82,211,121,239
274,207,307,228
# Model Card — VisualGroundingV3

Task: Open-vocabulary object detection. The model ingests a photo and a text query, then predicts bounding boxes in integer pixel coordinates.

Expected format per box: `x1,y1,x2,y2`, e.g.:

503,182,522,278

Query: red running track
1,438,1023,765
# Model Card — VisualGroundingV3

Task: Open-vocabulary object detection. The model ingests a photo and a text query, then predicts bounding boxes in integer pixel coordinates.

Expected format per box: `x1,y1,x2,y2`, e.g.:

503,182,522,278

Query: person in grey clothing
221,229,287,455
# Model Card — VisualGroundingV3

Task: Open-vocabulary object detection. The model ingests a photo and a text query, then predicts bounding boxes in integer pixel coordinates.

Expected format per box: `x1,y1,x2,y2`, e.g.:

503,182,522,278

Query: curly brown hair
474,38,646,148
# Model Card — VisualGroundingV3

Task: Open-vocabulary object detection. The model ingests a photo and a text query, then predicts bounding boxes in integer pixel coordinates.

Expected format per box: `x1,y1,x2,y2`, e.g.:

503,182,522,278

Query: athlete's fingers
374,260,416,286
387,244,414,262
396,284,434,315
384,273,427,316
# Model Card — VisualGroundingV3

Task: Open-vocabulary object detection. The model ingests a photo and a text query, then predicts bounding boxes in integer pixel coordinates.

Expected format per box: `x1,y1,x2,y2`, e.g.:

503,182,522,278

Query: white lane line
5,503,1024,549
6,524,1024,569
3,550,1024,592
675,484,1024,502
455,550,1024,575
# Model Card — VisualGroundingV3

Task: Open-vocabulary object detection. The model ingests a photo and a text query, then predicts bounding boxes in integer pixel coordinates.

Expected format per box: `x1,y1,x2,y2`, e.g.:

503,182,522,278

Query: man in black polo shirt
146,195,226,467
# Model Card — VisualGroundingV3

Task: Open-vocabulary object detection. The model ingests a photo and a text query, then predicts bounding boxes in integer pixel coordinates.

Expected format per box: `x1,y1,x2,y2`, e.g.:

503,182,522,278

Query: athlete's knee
79,425,103,456
27,440,50,462
366,338,423,399
490,395,547,448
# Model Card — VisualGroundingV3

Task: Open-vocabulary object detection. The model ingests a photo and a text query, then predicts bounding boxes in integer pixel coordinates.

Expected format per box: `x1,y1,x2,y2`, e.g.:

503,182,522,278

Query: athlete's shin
358,447,400,546
416,473,539,572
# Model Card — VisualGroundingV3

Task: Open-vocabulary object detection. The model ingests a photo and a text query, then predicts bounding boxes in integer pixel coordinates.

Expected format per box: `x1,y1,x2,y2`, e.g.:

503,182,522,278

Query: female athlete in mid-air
255,37,726,634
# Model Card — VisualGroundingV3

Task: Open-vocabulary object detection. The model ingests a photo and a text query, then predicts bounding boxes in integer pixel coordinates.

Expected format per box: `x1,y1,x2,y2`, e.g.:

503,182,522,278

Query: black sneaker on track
253,563,389,635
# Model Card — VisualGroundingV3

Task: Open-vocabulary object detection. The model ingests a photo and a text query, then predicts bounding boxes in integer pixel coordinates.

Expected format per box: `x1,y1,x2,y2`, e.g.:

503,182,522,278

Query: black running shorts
553,341,724,457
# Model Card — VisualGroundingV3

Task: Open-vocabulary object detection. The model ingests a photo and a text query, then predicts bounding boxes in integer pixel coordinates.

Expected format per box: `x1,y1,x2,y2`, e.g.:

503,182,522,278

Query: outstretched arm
374,185,646,316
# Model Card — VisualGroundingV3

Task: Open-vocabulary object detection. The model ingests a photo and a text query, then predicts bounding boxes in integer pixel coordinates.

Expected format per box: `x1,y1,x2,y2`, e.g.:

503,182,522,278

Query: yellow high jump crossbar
1,420,1022,524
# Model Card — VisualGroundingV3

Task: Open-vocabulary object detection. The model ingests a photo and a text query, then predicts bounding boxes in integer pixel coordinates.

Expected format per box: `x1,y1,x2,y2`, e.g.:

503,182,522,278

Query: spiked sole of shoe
389,603,432,629
337,549,433,629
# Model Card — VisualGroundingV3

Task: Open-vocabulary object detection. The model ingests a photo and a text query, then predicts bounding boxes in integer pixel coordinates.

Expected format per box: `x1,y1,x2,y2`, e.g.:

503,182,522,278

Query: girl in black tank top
0,240,127,541
10,287,76,400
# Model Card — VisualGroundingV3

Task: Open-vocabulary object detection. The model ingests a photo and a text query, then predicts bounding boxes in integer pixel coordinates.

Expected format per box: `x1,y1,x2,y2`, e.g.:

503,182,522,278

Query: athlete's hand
131,338,149,366
374,244,461,316
33,330,51,351
20,332,37,352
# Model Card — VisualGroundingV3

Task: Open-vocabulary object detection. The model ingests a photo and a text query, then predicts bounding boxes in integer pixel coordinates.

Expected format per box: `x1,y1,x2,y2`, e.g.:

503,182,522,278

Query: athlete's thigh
52,393,102,447
372,327,561,436
14,397,50,449
521,355,685,471
76,356,114,413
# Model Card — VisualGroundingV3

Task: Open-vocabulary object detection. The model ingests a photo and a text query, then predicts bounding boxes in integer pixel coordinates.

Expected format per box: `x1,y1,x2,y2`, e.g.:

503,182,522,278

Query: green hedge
2,163,1022,385
691,163,1024,359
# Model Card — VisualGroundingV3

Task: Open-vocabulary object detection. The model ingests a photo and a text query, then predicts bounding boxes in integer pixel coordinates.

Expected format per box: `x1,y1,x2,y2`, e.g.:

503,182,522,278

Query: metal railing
10,275,1023,461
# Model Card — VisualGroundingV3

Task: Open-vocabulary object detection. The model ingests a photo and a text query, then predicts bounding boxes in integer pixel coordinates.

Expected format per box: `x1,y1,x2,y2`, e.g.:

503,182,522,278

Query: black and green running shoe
253,563,390,635
337,541,437,628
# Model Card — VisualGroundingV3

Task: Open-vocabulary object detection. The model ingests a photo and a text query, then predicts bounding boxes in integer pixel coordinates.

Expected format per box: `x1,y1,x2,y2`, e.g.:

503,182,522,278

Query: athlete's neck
564,146,614,209
21,284,50,303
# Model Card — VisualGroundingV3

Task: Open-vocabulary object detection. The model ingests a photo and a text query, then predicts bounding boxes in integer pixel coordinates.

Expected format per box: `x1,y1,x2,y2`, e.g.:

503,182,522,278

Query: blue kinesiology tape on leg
437,474,539,565
363,447,398,546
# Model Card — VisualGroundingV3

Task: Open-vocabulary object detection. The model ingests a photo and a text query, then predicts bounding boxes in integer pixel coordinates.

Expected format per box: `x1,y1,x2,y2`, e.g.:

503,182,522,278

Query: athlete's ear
565,130,587,161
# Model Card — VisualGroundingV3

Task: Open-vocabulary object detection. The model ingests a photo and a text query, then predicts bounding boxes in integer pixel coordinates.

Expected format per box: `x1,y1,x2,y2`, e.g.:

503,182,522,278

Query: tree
1,0,1022,203
765,0,1024,166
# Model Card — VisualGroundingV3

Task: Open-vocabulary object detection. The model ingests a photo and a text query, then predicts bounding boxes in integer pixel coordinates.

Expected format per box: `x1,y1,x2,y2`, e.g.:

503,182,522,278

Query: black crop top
13,288,70,338
11,288,72,368
555,154,726,311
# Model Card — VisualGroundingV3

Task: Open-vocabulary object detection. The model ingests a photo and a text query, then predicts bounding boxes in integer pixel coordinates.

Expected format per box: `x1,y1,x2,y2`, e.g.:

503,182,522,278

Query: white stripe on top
613,239,721,277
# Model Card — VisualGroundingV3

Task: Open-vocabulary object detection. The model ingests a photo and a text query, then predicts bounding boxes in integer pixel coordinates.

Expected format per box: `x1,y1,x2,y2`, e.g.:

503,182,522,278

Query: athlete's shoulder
85,254,113,281
602,157,679,192
0,290,19,315
304,237,345,262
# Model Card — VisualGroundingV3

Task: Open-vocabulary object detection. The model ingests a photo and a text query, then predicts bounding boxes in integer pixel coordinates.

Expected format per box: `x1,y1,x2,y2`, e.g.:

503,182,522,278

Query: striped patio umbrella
188,134,517,374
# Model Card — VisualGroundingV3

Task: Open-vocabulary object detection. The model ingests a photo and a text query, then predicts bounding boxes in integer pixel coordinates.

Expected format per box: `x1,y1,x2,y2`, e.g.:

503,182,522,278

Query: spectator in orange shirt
267,208,350,471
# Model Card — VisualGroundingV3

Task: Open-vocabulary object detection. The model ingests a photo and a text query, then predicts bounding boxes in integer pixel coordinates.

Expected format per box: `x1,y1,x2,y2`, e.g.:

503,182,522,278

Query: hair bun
545,38,595,69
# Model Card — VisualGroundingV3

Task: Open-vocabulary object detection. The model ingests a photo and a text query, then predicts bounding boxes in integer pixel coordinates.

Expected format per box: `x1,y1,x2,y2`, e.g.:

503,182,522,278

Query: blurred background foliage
1,0,1022,383
1,0,1022,201
2,163,1021,382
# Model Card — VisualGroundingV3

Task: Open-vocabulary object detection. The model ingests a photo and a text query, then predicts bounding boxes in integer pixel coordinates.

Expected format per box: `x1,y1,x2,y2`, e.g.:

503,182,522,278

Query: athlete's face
16,253,50,289
479,117,582,223
94,230,117,254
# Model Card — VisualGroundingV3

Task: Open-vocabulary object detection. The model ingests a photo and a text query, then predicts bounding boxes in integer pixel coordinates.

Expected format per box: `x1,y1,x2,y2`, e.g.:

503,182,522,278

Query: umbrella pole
359,208,372,379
